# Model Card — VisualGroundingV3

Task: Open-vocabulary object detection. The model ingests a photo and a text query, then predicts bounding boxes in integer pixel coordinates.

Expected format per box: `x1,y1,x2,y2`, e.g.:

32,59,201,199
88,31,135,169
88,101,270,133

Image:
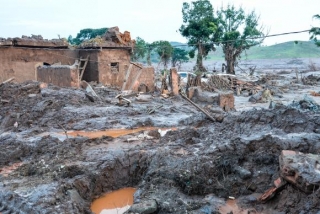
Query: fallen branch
0,99,10,103
0,77,15,86
179,91,218,122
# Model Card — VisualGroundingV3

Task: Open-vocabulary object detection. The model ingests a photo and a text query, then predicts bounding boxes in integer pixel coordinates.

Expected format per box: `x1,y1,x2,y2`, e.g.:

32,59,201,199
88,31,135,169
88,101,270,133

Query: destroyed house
0,27,154,92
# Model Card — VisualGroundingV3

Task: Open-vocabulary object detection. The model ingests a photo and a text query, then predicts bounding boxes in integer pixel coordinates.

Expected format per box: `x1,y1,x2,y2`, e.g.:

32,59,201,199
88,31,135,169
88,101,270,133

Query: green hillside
170,41,320,61
243,41,320,59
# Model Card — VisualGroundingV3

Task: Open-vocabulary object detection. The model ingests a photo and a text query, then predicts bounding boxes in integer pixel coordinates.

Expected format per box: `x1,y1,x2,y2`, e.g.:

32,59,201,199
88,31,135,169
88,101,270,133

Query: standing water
91,187,136,214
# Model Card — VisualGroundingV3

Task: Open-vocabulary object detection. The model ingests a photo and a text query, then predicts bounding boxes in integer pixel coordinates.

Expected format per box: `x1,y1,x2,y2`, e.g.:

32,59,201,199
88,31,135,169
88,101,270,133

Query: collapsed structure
0,27,154,91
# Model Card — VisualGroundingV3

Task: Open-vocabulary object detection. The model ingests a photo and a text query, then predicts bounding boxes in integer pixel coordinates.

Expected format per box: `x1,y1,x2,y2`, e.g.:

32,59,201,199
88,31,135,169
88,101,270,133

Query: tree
131,37,147,61
152,41,173,70
216,5,265,74
171,48,189,69
179,0,219,72
68,28,108,45
145,43,156,66
310,14,320,47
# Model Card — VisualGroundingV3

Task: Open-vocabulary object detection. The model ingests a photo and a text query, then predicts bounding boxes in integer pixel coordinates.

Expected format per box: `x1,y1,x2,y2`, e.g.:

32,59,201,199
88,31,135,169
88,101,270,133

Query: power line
133,29,312,50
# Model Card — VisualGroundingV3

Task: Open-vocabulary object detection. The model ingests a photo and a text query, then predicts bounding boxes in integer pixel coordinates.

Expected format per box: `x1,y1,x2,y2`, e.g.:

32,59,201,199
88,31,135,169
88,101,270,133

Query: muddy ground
1,58,320,214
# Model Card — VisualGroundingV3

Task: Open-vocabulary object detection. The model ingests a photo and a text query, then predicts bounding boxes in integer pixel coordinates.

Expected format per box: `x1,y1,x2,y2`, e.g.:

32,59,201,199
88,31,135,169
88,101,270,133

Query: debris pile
79,26,135,48
260,150,320,203
0,35,68,48
302,74,320,85
289,95,320,112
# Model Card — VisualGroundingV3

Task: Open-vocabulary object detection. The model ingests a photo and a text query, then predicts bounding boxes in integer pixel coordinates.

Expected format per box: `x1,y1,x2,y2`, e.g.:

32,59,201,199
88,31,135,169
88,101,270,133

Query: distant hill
170,41,192,51
171,41,320,60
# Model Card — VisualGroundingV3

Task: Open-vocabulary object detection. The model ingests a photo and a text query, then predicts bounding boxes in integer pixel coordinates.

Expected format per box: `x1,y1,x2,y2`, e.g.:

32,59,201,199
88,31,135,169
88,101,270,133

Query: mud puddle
0,162,23,177
67,127,176,139
91,187,136,214
219,199,258,214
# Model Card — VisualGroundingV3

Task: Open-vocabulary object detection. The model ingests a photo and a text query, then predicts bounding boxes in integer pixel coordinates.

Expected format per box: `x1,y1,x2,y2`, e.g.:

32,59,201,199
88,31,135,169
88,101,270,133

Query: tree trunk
196,43,206,72
224,45,235,75
226,59,235,74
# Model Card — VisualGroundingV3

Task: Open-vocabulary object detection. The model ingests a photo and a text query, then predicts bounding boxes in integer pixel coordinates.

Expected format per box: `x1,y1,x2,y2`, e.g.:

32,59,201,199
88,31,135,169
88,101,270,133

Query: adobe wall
131,66,155,92
37,65,79,88
0,47,79,83
97,49,131,88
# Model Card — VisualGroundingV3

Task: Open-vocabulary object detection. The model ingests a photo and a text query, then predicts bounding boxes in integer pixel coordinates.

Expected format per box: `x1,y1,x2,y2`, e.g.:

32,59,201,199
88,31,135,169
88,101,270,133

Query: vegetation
179,0,219,72
310,14,320,47
131,37,147,61
68,28,108,45
216,5,265,74
171,48,189,69
153,41,173,69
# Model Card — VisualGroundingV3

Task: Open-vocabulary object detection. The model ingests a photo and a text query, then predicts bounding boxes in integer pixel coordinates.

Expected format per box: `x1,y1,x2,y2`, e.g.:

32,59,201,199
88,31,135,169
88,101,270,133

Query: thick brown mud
1,74,320,214
91,187,136,214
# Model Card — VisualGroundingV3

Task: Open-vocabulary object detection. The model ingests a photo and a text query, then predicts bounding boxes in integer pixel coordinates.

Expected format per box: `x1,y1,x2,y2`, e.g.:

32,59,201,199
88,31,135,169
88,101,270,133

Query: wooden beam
121,64,133,91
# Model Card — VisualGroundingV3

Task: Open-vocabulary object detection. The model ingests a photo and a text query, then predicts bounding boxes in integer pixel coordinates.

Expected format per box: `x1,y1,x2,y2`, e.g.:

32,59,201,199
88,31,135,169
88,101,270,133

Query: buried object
260,150,320,202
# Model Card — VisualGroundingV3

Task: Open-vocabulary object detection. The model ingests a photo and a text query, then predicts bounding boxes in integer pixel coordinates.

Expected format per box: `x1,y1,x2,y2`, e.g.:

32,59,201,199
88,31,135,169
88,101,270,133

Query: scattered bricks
39,82,48,89
274,177,286,188
170,67,179,96
258,187,278,203
259,177,287,203
218,91,235,112
279,150,320,193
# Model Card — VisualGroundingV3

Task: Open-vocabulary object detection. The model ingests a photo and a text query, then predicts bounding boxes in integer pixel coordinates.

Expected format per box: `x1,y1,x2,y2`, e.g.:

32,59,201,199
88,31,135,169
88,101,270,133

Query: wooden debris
115,94,131,106
180,91,223,122
146,105,163,114
0,77,15,86
81,81,99,97
0,99,10,103
310,91,320,96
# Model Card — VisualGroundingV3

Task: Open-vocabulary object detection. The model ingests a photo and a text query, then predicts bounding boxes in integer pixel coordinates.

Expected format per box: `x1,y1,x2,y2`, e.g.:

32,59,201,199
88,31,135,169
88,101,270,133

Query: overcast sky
1,0,319,46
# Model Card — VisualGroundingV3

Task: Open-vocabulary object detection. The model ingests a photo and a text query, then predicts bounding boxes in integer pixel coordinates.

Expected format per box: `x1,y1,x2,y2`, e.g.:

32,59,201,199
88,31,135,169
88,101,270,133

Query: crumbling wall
131,66,155,92
37,65,79,87
97,49,131,88
0,47,79,82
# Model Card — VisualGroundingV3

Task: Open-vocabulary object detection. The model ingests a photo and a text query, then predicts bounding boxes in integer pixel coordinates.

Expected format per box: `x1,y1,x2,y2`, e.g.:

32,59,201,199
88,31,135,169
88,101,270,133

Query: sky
1,0,320,46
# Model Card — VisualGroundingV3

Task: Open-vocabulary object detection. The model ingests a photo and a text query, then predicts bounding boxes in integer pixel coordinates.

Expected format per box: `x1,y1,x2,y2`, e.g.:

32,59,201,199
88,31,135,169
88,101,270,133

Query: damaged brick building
0,27,154,91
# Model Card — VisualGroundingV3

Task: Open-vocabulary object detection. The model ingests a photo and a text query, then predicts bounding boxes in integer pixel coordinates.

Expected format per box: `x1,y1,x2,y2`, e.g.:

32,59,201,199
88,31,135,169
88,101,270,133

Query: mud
91,187,135,214
1,61,320,214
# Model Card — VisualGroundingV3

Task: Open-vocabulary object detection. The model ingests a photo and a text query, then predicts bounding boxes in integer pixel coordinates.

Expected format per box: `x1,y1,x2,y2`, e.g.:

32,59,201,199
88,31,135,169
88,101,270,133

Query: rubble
79,26,135,49
2,57,320,214
280,150,320,193
6,35,69,48
218,91,235,111
126,199,158,214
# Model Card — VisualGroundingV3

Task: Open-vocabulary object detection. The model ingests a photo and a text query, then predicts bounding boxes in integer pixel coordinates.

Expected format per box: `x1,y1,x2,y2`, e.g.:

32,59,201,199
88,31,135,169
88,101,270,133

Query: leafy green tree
152,41,173,69
171,48,189,68
216,5,265,74
310,14,320,47
68,28,108,45
131,37,147,61
180,0,219,72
